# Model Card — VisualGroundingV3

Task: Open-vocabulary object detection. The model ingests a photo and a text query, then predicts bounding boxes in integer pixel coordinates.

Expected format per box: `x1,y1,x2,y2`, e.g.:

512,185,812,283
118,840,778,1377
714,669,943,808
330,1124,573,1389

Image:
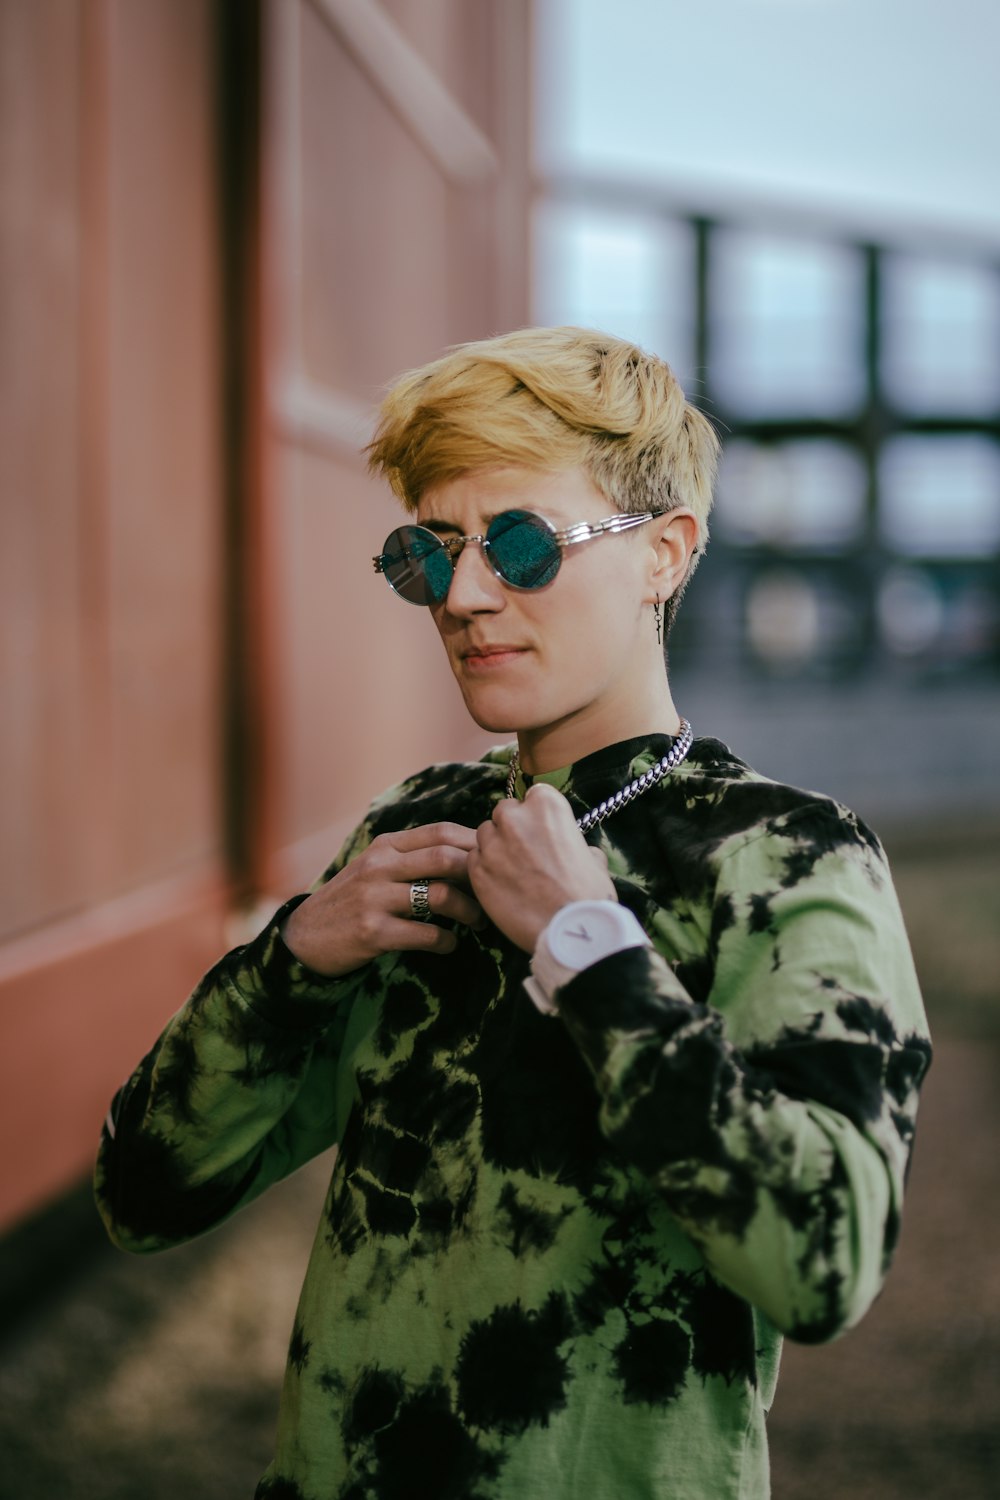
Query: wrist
278,905,312,964
278,899,346,978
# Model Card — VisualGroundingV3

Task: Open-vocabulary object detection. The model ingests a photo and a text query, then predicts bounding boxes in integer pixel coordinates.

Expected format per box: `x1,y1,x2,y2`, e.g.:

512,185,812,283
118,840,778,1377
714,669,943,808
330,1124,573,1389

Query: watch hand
565,925,593,942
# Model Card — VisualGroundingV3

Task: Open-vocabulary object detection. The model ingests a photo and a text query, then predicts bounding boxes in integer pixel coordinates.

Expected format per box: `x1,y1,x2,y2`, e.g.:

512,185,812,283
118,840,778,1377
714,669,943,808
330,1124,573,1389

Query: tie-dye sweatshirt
95,734,930,1500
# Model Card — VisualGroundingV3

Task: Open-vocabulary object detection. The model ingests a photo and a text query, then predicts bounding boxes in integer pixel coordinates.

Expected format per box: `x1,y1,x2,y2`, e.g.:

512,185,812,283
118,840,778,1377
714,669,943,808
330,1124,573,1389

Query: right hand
280,822,485,978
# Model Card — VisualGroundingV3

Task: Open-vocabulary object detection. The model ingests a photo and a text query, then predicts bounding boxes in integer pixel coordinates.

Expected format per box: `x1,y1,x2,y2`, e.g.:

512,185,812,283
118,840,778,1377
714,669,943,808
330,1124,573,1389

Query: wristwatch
523,900,651,1015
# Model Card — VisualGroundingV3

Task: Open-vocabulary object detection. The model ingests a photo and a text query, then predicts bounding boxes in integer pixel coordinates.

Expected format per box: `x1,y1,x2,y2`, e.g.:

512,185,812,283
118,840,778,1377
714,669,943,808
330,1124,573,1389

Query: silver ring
409,878,432,921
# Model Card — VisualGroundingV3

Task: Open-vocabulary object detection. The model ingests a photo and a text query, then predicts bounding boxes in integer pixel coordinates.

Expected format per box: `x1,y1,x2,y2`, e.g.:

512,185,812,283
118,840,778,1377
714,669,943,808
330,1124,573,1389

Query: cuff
222,895,358,1032
557,945,702,1036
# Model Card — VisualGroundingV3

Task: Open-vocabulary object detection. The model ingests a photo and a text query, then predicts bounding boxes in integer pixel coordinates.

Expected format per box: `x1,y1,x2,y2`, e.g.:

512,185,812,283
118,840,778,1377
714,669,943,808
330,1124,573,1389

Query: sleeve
555,802,932,1344
94,818,380,1255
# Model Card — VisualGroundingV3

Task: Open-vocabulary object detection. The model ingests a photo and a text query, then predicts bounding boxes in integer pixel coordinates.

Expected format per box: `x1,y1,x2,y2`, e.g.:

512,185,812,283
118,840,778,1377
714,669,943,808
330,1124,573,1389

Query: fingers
523,782,561,803
389,821,478,854
370,826,480,891
491,780,577,829
468,782,618,950
432,883,485,929
408,843,479,884
283,825,486,975
385,875,487,952
380,915,463,956
394,878,485,930
494,782,563,811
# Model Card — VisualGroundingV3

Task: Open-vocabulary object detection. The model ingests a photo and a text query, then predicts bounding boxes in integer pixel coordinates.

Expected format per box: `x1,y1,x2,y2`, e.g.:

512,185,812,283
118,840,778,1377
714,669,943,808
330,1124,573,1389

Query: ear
645,508,700,602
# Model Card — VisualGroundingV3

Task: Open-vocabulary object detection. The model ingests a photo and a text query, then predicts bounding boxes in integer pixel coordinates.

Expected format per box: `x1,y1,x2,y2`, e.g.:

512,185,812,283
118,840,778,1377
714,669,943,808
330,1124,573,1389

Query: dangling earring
653,597,663,646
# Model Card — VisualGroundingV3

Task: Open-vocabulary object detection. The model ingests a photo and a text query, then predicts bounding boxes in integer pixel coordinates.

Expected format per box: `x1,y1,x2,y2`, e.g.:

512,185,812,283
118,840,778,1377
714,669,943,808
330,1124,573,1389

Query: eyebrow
418,511,510,537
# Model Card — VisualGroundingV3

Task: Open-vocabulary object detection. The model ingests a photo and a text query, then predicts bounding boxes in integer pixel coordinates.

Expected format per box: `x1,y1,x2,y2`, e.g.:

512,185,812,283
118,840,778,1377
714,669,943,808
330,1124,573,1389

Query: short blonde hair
367,326,720,620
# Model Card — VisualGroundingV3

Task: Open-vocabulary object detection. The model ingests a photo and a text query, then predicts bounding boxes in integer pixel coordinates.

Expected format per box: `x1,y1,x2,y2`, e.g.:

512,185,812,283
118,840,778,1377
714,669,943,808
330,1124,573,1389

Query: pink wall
0,0,532,1231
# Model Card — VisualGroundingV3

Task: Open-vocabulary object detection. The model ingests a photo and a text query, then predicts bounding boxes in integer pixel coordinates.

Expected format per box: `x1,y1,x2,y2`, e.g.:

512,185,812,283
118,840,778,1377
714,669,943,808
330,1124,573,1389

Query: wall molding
307,0,498,185
0,863,230,1231
272,372,375,460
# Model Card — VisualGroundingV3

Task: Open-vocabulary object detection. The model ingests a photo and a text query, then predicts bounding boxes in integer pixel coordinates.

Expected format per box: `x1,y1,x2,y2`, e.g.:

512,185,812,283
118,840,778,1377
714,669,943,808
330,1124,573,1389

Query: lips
461,643,527,659
460,643,530,670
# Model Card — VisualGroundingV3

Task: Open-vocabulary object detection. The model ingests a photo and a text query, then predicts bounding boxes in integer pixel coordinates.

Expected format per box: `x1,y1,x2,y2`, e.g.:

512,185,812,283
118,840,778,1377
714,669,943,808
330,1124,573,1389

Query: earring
653,597,662,646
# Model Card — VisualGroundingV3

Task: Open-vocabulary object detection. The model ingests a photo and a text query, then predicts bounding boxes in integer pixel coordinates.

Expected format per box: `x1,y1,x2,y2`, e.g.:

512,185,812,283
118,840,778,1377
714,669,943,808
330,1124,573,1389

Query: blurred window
877,567,946,656
746,569,820,668
879,436,1000,556
878,564,998,667
534,174,1000,679
745,569,861,674
715,440,866,550
882,255,1000,414
533,201,695,388
711,230,864,415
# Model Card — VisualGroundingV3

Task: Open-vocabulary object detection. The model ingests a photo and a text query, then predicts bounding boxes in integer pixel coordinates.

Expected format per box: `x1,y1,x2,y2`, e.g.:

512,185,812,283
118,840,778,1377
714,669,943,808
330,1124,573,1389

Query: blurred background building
0,2,998,1497
534,0,1000,824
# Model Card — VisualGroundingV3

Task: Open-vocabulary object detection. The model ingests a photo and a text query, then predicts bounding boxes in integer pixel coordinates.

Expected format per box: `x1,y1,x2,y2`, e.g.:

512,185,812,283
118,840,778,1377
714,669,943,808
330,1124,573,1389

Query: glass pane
745,568,860,672
715,440,866,549
877,566,946,656
711,230,864,415
879,436,1000,556
882,255,1000,414
878,564,999,669
746,569,820,668
533,200,696,390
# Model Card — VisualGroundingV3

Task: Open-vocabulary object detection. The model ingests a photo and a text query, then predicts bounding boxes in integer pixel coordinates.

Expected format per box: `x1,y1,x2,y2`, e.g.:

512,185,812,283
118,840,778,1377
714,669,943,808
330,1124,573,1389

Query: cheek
429,604,463,652
551,565,633,650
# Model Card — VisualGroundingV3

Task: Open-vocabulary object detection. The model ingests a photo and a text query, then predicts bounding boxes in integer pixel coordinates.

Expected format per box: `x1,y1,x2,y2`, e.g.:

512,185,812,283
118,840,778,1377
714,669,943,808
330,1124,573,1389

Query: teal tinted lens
380,526,453,605
487,510,561,589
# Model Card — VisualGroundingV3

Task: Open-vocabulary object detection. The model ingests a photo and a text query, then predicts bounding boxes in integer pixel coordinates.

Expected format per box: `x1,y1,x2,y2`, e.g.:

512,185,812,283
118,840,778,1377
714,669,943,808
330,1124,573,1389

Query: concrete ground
0,832,997,1499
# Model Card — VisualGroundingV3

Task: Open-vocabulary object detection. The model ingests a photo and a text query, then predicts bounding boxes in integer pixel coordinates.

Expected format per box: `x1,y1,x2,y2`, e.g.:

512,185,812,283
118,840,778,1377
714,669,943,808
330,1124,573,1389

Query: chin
459,685,570,737
461,700,518,734
456,684,530,734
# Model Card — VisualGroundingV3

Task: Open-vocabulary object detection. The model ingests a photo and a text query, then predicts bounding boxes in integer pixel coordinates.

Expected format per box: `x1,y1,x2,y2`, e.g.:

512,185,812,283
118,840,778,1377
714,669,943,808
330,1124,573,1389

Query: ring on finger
409,878,432,921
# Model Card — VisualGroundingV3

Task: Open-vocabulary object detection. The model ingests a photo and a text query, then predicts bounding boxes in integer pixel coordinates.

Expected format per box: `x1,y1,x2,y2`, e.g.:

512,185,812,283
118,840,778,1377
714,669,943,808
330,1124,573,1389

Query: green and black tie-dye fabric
95,734,930,1500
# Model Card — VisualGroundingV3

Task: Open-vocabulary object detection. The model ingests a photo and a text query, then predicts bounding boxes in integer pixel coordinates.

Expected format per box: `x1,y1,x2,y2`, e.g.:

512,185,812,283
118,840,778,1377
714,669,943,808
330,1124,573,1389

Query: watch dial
549,904,624,967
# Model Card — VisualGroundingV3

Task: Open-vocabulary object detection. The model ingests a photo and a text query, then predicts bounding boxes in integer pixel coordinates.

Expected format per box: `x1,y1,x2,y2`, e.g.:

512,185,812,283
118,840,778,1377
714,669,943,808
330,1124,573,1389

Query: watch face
549,903,632,968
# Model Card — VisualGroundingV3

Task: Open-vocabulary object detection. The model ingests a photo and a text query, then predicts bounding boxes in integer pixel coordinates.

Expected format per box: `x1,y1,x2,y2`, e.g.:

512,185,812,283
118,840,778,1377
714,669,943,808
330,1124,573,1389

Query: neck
516,680,682,776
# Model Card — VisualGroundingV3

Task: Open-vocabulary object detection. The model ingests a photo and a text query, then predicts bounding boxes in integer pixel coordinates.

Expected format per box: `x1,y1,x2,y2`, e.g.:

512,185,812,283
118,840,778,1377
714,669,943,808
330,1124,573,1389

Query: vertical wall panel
256,0,532,893
0,0,224,939
0,0,229,1231
0,0,87,940
297,0,456,397
102,0,223,898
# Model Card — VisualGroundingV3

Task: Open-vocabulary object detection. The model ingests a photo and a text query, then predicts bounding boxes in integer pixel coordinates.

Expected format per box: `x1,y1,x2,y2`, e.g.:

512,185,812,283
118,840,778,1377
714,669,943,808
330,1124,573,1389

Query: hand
281,822,485,977
468,784,617,953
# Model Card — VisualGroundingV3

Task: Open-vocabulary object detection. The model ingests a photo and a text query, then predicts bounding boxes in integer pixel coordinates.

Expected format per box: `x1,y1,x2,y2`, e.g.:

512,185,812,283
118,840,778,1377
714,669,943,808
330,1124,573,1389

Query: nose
442,538,506,617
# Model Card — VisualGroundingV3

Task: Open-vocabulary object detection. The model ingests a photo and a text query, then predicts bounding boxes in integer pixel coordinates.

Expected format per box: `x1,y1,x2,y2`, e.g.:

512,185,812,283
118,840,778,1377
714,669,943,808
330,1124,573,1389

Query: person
95,326,931,1500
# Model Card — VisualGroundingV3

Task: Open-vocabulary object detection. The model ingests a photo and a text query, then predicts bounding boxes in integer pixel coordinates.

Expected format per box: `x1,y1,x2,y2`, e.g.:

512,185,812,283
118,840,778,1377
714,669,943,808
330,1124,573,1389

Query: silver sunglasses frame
373,507,666,603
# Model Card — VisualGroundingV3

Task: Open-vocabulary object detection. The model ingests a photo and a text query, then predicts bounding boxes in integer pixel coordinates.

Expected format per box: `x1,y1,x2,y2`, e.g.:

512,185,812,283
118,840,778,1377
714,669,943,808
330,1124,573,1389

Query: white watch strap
522,973,562,1016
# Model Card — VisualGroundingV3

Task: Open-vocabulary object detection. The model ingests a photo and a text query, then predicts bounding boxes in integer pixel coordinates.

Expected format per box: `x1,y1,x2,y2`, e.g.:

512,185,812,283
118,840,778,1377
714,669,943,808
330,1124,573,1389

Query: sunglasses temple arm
554,512,659,547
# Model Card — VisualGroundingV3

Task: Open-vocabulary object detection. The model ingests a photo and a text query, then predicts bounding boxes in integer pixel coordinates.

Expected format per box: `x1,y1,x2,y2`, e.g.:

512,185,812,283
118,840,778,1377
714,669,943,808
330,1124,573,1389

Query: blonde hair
367,326,720,623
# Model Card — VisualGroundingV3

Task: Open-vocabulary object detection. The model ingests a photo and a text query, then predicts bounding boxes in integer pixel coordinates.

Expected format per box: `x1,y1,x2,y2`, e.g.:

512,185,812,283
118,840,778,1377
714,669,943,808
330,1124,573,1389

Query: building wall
0,0,532,1232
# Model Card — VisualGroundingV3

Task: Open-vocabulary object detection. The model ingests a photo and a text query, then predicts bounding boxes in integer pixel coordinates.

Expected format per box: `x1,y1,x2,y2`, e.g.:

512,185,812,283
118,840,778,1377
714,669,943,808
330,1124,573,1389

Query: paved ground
0,835,996,1499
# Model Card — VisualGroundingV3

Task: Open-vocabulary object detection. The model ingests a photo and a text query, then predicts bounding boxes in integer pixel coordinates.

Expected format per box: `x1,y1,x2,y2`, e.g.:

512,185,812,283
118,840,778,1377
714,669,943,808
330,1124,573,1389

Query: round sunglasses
372,507,665,606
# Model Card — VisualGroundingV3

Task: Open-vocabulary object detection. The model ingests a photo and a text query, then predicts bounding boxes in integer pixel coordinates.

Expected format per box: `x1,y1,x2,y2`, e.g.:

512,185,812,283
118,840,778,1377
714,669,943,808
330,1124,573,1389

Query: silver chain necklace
505,719,694,833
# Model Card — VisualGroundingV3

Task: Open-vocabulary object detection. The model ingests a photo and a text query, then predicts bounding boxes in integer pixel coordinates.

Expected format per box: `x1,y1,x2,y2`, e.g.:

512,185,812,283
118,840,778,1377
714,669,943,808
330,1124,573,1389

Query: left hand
469,783,617,952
